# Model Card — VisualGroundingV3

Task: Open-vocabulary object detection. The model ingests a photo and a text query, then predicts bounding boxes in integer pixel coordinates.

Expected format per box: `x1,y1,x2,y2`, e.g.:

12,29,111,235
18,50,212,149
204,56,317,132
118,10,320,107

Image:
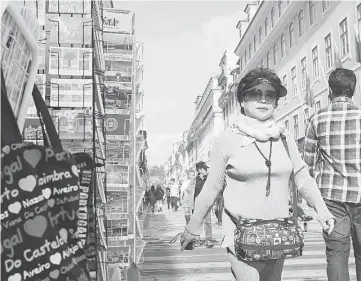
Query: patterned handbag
1,76,91,281
225,135,304,261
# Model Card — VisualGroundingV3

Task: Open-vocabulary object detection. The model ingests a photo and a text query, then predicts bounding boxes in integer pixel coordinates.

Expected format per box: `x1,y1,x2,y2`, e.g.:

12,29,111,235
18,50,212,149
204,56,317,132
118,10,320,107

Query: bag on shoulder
1,76,91,281
225,135,304,261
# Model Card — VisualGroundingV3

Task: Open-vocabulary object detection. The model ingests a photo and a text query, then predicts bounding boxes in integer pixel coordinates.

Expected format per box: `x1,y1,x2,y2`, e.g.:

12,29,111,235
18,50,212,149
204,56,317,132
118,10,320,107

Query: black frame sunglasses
243,88,278,103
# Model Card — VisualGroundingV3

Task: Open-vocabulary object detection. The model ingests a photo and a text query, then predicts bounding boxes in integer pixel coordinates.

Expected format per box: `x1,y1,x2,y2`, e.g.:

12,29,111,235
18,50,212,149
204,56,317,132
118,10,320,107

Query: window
267,52,271,68
298,10,304,37
245,50,247,64
249,43,252,59
304,108,309,125
293,115,299,139
285,120,289,130
265,17,269,37
259,27,263,43
281,33,286,57
301,57,307,88
325,34,332,68
260,59,264,68
289,22,294,48
340,18,349,56
273,43,278,66
254,35,257,53
278,0,283,17
309,1,316,26
291,66,297,96
312,46,319,79
322,0,330,12
315,101,321,111
240,57,244,71
271,7,275,27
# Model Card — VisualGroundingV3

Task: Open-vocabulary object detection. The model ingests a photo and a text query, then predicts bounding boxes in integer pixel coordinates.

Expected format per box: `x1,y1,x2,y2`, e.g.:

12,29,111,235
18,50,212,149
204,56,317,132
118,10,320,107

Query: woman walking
180,68,335,281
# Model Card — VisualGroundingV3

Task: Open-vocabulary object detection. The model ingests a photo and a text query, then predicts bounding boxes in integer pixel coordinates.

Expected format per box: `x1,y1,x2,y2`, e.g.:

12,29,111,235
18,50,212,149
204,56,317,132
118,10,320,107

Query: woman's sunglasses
243,89,278,103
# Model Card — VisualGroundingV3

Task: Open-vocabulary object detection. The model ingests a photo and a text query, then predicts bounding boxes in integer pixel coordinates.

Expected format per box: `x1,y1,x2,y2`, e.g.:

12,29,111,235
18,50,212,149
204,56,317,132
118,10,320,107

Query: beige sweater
186,129,334,247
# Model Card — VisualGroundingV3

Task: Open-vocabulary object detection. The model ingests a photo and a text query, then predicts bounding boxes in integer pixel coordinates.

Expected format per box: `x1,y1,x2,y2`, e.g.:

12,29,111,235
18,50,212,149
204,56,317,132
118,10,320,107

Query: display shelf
1,2,40,131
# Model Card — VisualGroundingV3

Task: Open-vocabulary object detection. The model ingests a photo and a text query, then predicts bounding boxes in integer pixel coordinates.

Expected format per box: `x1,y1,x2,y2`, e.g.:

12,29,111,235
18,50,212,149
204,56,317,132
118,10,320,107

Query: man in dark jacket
194,161,213,247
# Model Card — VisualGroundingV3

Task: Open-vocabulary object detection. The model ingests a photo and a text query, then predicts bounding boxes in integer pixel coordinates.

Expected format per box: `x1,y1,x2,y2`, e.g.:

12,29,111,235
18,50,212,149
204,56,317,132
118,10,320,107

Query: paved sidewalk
138,201,357,281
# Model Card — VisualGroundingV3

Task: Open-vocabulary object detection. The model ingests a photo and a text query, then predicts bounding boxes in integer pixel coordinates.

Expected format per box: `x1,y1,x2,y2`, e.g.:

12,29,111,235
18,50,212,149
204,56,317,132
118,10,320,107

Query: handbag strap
280,134,298,224
32,85,63,150
224,208,240,227
1,68,23,145
1,66,62,149
169,232,182,244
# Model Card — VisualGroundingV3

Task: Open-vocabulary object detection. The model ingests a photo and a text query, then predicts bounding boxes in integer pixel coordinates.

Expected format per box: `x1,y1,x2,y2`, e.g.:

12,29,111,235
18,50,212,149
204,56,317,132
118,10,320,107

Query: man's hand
321,218,336,235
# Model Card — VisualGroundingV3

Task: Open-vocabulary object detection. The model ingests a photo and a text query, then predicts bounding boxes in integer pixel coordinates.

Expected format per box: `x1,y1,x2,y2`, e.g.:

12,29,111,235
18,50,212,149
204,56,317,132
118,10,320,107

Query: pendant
265,160,271,167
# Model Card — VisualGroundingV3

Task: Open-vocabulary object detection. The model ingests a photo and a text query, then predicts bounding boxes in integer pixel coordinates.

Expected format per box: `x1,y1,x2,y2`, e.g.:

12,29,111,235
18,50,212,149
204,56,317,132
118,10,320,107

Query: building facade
233,0,361,150
166,0,361,177
165,50,238,175
186,76,224,166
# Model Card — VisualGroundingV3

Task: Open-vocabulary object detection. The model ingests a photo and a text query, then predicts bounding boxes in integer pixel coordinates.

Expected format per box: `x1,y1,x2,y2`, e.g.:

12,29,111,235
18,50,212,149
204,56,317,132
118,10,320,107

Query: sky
114,1,249,166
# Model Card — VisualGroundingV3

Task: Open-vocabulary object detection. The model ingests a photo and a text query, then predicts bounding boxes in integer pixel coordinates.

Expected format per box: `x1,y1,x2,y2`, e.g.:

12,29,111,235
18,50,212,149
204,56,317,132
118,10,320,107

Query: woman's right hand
180,228,199,251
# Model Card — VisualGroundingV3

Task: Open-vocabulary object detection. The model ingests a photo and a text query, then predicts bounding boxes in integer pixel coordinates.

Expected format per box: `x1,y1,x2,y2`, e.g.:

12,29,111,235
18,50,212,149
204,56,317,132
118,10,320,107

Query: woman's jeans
323,199,361,281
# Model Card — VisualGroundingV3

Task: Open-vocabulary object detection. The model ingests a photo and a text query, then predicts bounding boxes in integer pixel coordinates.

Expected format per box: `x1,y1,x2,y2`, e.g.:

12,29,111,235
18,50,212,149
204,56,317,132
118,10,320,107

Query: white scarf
228,114,285,147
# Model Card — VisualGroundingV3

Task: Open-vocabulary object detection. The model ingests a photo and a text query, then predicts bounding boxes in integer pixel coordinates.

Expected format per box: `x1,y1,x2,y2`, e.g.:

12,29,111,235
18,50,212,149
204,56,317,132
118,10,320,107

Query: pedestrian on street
165,187,171,210
303,68,361,281
180,169,196,225
149,185,156,213
154,184,164,212
180,67,335,281
170,178,179,211
194,161,214,248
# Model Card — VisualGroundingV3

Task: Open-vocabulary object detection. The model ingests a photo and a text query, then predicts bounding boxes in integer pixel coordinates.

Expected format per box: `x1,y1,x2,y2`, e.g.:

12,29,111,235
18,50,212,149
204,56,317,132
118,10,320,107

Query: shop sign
102,9,133,34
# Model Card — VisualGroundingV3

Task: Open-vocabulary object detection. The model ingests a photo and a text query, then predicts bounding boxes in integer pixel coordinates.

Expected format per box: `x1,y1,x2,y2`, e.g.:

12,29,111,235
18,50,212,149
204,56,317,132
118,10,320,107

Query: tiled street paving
139,202,356,281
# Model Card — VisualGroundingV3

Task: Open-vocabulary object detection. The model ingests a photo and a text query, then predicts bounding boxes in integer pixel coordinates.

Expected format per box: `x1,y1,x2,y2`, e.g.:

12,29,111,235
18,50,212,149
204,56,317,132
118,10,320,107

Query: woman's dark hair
236,67,282,111
151,185,155,191
328,68,356,98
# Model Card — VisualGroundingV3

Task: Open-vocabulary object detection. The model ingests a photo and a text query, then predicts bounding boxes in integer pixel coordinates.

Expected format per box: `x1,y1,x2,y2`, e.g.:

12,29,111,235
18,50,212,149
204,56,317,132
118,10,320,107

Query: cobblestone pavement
139,202,356,281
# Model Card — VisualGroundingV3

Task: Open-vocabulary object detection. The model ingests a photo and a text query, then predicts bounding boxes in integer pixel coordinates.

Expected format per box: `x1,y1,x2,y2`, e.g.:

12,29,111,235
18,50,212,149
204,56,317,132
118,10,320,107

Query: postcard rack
1,1,40,132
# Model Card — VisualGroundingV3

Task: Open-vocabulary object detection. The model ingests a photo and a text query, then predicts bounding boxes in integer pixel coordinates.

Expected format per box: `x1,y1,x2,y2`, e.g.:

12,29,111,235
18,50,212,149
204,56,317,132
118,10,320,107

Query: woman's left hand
180,228,199,251
321,218,336,235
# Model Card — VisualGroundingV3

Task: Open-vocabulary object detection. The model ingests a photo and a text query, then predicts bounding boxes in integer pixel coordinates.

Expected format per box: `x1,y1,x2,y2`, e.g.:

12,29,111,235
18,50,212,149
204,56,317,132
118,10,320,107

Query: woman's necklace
254,141,273,197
